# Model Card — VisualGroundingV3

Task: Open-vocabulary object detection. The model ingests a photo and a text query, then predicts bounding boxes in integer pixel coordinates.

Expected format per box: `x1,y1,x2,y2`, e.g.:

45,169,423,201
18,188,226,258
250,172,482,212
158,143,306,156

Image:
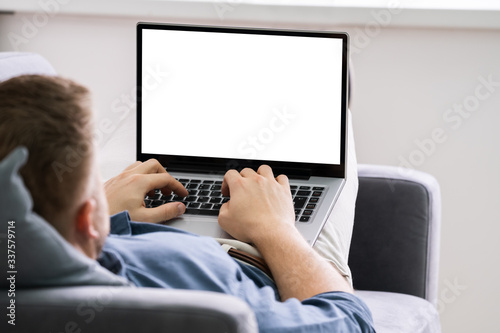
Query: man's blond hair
0,75,94,230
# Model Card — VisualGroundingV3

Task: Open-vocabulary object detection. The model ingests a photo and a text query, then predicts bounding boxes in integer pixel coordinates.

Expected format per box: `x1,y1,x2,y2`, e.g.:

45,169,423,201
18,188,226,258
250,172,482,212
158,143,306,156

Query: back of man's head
0,75,95,236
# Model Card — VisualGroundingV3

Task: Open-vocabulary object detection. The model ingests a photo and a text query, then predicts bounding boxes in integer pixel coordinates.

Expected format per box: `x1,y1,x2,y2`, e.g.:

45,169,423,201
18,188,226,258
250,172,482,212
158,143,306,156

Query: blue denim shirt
99,211,374,333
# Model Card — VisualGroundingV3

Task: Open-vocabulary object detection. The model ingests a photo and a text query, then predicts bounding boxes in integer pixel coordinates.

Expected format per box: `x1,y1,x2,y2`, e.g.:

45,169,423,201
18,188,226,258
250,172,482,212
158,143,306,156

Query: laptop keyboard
144,178,325,223
290,185,325,222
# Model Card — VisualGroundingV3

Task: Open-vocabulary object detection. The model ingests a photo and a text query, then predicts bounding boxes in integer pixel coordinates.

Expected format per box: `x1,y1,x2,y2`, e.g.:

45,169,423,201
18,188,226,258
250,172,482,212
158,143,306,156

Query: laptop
136,22,349,245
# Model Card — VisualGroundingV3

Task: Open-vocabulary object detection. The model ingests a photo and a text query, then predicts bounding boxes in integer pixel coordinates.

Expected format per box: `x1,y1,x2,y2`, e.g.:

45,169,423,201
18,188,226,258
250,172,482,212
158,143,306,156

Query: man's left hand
104,159,188,223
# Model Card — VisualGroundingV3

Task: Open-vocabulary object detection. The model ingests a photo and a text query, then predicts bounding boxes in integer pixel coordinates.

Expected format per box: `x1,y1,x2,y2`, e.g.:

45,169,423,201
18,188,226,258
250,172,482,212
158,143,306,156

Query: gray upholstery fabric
356,290,441,333
0,147,130,288
350,165,442,332
349,164,441,306
0,286,258,333
0,52,56,81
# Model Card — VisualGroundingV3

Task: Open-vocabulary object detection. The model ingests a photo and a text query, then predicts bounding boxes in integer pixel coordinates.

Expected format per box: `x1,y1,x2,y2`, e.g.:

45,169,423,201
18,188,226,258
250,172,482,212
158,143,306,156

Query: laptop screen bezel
137,22,348,179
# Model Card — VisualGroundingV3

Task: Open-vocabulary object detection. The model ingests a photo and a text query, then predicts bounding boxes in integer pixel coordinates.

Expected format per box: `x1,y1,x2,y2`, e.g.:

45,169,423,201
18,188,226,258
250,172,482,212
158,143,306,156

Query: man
0,75,374,332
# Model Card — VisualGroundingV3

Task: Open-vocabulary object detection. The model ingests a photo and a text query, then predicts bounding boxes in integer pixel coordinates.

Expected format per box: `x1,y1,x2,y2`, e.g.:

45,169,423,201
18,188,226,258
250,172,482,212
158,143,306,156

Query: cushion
0,52,56,82
350,173,427,299
356,290,441,333
0,147,130,288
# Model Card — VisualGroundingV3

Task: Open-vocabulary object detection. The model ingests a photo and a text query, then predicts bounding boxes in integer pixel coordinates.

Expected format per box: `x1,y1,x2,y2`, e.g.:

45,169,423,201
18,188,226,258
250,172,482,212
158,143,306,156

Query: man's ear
75,198,99,240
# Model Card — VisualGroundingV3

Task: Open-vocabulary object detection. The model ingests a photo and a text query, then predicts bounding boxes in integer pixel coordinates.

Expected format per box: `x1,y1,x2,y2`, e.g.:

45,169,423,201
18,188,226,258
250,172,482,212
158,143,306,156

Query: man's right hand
218,165,296,244
219,164,353,301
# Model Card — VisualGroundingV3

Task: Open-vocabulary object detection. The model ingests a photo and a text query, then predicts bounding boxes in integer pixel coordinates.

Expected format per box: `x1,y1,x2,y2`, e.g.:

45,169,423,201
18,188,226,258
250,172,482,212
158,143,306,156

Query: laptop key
299,216,310,222
297,190,311,196
293,197,307,209
312,191,323,197
163,195,174,202
151,200,165,207
197,197,210,203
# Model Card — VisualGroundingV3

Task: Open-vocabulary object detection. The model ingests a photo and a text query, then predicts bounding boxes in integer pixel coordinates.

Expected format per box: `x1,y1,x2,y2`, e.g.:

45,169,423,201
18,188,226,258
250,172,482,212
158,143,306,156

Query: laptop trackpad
162,215,232,239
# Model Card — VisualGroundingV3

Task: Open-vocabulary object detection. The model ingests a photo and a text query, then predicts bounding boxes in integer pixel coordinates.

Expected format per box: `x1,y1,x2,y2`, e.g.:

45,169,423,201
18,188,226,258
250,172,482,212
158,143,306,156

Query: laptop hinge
166,167,226,177
274,168,311,180
166,166,311,180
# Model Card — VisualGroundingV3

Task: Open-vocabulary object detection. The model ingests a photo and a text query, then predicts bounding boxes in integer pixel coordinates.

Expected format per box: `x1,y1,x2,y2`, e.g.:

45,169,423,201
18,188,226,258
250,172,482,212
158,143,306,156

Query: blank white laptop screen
141,28,343,165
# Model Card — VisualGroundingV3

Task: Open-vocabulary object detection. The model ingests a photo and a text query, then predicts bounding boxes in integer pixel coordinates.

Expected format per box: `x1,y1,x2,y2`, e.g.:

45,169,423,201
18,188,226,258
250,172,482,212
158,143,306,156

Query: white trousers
312,111,357,287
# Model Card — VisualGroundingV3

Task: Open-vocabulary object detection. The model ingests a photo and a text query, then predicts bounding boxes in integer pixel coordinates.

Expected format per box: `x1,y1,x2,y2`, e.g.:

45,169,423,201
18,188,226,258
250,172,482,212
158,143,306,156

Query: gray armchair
0,52,441,333
352,165,442,332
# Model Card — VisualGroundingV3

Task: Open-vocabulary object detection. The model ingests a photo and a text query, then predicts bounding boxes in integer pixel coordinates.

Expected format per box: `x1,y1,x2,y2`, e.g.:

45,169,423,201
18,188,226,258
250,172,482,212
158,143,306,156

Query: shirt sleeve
240,280,375,333
299,292,375,332
109,211,133,235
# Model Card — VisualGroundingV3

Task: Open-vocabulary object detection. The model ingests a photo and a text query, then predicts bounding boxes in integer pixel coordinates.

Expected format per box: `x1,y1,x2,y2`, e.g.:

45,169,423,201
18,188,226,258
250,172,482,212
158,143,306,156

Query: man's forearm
254,224,353,301
218,165,352,301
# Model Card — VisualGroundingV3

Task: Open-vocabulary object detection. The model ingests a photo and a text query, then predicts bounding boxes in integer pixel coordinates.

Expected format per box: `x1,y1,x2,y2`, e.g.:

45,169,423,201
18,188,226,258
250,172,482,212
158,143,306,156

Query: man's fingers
218,198,229,222
123,161,142,172
275,174,290,187
143,173,188,197
257,165,289,189
131,159,167,175
256,164,274,178
222,166,278,196
136,202,186,223
221,169,241,197
239,167,257,178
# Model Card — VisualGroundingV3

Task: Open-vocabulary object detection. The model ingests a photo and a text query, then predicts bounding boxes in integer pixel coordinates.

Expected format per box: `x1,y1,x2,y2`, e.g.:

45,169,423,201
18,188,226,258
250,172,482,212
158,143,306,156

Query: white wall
1,8,499,332
348,25,500,333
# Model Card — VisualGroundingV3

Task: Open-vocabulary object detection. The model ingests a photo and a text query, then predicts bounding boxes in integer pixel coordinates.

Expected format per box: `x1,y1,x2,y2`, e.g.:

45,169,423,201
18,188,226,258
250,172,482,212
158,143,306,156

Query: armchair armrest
349,164,441,306
2,286,258,333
